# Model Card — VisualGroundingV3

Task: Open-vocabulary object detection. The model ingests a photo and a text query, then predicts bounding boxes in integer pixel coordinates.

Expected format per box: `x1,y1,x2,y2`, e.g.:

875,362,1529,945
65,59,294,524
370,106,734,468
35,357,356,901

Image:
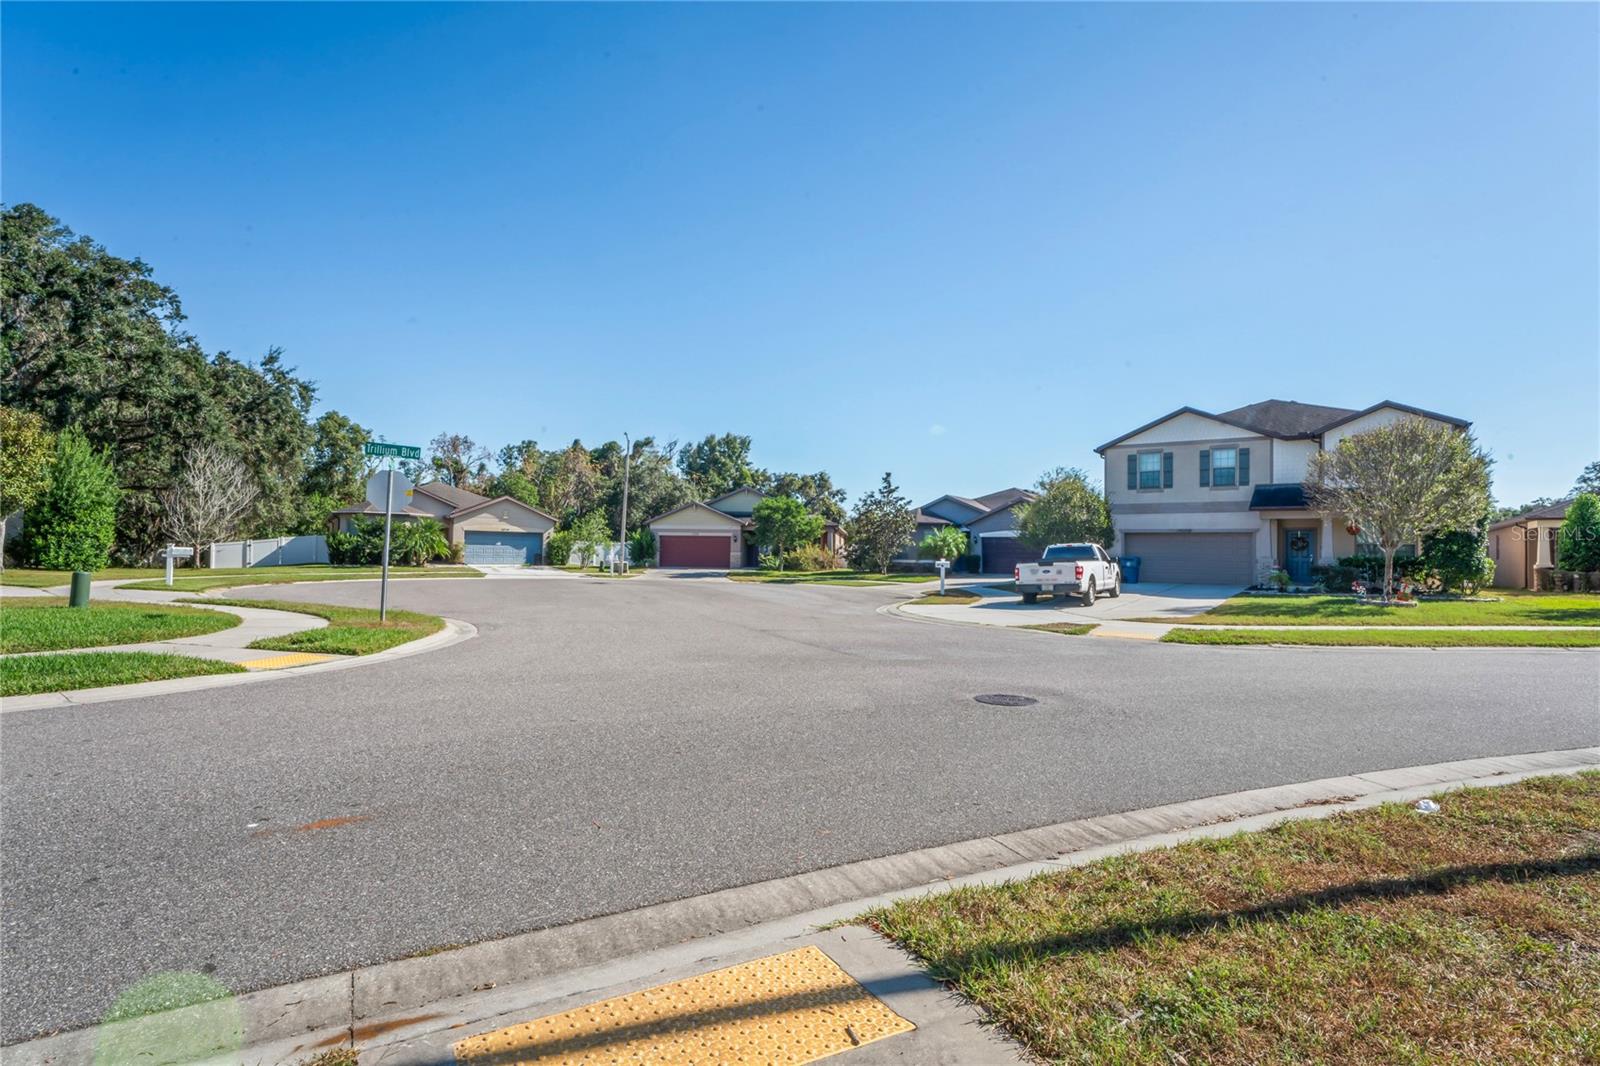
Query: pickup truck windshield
1041,545,1096,562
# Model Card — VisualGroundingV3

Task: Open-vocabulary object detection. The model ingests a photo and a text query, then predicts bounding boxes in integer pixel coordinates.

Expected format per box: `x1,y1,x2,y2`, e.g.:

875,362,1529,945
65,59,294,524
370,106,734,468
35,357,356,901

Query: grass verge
0,651,244,696
0,598,240,653
1162,627,1600,648
557,565,645,578
906,589,981,606
186,598,443,656
866,773,1600,1065
727,569,935,586
1022,621,1100,636
1138,590,1600,627
121,565,479,593
0,566,165,588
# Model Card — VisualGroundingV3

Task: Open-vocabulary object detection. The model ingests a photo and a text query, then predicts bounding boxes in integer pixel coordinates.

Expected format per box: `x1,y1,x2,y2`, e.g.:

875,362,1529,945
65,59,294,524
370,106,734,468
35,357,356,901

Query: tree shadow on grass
927,852,1600,972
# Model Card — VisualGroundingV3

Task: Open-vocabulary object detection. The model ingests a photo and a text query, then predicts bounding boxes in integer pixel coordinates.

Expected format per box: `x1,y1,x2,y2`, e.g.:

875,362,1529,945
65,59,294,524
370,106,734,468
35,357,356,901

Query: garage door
1122,532,1255,585
659,534,732,568
463,531,541,565
980,537,1039,574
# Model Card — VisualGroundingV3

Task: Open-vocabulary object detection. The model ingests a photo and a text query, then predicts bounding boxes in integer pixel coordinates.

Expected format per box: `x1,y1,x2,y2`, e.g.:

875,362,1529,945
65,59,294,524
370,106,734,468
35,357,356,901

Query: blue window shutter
1127,453,1137,490
1162,452,1174,489
1199,450,1211,487
1239,447,1251,485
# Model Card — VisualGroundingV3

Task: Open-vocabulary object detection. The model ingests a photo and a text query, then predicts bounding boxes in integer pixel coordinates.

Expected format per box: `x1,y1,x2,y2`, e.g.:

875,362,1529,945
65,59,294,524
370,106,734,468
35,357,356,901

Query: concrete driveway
906,580,1241,629
3,576,1594,1044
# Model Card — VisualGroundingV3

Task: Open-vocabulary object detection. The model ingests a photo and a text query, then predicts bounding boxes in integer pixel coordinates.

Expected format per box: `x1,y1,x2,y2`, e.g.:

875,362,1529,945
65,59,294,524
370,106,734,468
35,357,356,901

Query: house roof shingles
1096,398,1472,453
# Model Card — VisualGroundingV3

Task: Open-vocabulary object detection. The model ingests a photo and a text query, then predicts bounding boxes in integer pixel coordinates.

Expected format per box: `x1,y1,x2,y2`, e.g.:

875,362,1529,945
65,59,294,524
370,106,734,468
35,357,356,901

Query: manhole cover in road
974,693,1038,707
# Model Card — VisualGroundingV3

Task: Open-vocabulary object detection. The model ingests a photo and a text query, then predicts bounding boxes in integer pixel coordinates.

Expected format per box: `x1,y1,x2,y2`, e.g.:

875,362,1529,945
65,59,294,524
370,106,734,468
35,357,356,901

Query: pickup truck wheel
1108,578,1121,598
1081,579,1096,606
1022,593,1038,604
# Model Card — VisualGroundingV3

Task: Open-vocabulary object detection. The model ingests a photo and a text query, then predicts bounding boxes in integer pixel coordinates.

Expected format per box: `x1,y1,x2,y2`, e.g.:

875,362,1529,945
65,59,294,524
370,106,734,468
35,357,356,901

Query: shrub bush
627,527,656,566
545,529,575,567
1557,493,1600,573
326,531,365,566
20,426,120,571
781,544,838,571
758,551,781,570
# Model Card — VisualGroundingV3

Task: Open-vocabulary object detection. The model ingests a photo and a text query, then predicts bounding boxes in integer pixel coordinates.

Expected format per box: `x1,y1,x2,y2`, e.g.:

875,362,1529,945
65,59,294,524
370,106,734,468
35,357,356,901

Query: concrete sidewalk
11,747,1593,1066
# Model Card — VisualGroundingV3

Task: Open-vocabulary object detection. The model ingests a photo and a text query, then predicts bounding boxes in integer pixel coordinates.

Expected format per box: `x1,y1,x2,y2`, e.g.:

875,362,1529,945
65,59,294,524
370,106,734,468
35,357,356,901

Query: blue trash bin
1120,556,1141,584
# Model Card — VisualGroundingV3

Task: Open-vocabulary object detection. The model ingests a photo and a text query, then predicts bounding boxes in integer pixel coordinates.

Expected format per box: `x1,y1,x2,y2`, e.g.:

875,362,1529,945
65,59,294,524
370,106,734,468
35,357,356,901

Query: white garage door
1123,532,1255,585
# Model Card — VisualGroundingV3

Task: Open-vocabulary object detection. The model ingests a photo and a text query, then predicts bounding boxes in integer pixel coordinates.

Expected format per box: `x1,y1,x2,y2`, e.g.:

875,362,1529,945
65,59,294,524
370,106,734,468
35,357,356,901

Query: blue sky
4,2,1595,508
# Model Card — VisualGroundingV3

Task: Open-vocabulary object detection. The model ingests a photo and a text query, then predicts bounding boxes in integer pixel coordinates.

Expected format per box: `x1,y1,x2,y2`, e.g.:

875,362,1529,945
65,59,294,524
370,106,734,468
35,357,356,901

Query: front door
1283,528,1316,584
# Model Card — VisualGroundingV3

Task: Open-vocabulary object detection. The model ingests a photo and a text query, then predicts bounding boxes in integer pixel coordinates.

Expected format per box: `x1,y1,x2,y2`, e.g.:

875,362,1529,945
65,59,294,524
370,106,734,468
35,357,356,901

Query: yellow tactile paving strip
453,945,915,1066
236,652,337,670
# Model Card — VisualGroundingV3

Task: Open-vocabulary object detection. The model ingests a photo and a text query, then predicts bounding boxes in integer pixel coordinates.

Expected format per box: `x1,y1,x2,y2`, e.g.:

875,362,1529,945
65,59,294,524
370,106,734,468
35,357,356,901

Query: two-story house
1095,400,1471,586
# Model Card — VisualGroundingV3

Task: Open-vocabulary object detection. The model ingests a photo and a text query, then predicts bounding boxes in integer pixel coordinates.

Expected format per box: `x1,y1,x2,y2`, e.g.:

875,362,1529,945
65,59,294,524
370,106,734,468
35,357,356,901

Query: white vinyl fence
208,535,329,568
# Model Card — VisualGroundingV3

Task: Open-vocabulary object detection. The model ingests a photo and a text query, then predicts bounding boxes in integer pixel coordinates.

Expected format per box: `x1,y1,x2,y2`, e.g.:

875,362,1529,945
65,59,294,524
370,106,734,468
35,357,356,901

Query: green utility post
69,570,91,608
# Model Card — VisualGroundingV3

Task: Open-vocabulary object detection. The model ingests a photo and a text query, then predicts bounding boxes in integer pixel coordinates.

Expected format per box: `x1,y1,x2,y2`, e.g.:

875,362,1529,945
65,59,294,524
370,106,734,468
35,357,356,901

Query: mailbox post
164,545,195,588
935,556,950,595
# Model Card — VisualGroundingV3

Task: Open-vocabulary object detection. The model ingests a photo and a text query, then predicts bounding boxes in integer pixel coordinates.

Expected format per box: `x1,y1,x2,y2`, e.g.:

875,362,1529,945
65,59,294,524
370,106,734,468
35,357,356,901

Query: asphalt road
3,574,1597,1042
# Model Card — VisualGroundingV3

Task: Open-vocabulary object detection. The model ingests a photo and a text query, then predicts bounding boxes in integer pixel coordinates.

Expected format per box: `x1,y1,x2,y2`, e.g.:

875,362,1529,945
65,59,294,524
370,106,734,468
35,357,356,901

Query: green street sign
363,442,422,460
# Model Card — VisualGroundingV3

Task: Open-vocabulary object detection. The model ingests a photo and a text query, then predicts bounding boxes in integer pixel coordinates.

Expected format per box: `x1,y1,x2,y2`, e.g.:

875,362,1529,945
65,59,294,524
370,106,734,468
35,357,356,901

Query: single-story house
330,481,557,565
646,487,846,568
1489,501,1570,590
898,488,1038,572
1095,399,1472,586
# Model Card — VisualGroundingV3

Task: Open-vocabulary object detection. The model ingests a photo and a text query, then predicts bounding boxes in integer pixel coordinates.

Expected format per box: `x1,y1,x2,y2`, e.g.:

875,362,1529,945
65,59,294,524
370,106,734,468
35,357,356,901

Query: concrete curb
0,617,478,714
9,746,1594,1063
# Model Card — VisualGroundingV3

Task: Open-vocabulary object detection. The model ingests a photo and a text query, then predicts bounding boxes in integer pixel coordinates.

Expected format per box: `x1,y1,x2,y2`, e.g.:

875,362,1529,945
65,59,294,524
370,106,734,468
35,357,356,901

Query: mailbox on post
163,545,195,588
935,557,951,595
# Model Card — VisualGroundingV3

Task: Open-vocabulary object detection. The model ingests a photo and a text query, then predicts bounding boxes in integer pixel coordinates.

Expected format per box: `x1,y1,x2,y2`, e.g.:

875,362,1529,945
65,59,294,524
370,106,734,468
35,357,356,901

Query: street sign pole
380,462,394,622
362,441,421,623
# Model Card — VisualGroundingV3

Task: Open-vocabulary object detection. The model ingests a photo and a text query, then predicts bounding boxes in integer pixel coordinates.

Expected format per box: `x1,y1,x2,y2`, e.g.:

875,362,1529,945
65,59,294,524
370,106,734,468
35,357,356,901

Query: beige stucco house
1488,501,1569,590
330,482,556,565
646,487,845,568
1095,399,1471,586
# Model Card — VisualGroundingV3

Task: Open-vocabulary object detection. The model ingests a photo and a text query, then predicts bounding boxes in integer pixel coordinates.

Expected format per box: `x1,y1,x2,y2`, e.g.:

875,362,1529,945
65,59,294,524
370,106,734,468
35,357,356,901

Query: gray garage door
1122,532,1255,585
463,531,541,565
980,537,1039,575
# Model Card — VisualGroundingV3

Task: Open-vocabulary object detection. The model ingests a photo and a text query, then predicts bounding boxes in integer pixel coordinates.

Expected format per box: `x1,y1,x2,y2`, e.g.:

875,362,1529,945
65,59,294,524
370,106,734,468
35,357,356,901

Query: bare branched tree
1306,418,1490,601
161,444,260,565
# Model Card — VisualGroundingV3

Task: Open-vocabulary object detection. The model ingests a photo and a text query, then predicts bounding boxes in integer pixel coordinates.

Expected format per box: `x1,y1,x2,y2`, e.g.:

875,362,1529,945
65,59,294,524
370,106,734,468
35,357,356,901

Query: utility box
69,571,91,608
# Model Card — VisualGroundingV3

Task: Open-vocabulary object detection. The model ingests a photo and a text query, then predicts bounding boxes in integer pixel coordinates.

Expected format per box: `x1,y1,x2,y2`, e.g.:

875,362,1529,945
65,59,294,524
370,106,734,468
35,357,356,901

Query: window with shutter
1137,452,1162,490
1199,450,1211,487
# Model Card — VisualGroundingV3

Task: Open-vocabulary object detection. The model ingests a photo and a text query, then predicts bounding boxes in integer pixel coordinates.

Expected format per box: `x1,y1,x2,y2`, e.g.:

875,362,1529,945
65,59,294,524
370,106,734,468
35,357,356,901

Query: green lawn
1163,627,1600,648
0,651,244,696
0,567,165,589
120,564,479,593
1138,590,1600,627
906,589,981,606
866,773,1600,1065
0,598,240,653
1022,621,1100,636
188,598,443,656
727,569,935,586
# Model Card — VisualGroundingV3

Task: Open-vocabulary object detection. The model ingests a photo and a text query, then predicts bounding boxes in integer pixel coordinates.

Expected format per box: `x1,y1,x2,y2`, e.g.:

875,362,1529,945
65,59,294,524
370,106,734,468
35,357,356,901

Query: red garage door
981,537,1038,574
659,535,732,568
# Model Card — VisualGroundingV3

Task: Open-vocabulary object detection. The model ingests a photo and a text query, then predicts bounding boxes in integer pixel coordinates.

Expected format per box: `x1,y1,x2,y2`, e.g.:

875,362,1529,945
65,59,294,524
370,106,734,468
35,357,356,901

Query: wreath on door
1289,535,1310,553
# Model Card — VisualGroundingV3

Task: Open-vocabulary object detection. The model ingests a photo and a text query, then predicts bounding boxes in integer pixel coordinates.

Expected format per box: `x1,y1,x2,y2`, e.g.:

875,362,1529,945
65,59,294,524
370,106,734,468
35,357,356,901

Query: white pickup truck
1014,543,1121,605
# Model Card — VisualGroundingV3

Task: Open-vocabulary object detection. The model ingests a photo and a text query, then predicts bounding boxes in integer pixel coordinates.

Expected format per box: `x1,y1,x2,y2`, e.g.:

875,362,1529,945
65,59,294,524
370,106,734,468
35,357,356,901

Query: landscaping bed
727,570,934,586
1138,591,1600,627
866,773,1600,1064
120,564,479,593
0,652,244,696
1163,627,1600,648
0,598,240,654
187,598,443,656
906,589,981,606
1022,622,1100,636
